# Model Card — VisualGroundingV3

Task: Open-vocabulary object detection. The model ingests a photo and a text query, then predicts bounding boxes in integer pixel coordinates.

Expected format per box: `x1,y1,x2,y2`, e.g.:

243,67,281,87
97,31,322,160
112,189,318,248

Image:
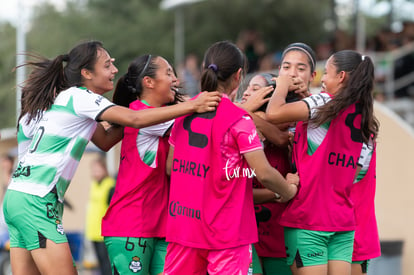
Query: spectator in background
0,155,13,193
237,29,267,73
316,42,332,61
179,53,201,98
331,29,355,52
393,51,414,98
85,156,114,275
368,27,398,52
258,52,280,72
401,21,414,43
394,21,414,98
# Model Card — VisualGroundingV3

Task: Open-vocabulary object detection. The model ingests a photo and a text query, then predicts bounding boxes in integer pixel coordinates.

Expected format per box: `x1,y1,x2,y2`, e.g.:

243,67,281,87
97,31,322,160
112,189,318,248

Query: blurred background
0,0,414,274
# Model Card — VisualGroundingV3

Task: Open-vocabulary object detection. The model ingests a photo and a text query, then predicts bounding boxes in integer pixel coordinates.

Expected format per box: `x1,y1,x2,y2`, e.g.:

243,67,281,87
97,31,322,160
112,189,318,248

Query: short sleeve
354,140,374,183
72,89,115,120
140,119,174,137
230,115,263,154
358,141,373,167
302,93,332,119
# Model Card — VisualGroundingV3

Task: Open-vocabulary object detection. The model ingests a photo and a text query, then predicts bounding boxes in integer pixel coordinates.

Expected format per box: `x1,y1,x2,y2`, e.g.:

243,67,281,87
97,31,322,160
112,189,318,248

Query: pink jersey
253,144,291,258
280,102,364,231
351,147,381,261
101,100,170,238
167,96,262,249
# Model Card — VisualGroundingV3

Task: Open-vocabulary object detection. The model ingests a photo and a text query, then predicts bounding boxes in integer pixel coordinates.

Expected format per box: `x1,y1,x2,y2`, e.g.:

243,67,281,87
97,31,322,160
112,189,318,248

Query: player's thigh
31,240,77,275
328,260,351,275
9,247,41,275
290,261,327,275
351,260,369,275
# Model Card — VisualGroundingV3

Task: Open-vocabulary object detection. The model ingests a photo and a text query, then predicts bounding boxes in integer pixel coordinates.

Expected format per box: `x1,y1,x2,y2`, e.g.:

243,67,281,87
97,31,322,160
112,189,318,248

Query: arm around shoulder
91,122,124,152
99,92,221,129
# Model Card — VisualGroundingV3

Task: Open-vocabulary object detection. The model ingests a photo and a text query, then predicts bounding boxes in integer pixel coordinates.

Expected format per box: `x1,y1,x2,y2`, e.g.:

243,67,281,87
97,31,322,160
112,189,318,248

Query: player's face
85,48,118,95
152,57,178,106
279,50,315,89
241,75,267,103
321,56,342,95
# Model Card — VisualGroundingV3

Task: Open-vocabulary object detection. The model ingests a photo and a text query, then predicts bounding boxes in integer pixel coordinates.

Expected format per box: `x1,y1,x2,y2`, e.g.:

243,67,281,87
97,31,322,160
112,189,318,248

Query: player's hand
192,91,221,113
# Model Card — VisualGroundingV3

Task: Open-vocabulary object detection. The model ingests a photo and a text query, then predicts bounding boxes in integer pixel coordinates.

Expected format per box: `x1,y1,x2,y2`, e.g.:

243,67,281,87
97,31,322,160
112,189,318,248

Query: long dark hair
18,40,104,126
312,50,379,143
257,72,277,112
112,54,184,108
201,41,247,92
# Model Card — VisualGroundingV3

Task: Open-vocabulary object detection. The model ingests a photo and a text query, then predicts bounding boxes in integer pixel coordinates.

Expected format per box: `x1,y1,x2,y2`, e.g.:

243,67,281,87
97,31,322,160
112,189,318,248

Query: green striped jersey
9,87,115,201
17,113,40,161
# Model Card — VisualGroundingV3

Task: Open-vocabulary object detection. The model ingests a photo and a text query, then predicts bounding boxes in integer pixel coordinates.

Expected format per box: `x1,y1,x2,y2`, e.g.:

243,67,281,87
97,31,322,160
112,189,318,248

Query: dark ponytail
18,53,68,126
112,55,156,107
312,50,379,143
201,41,247,92
17,40,105,127
112,74,137,107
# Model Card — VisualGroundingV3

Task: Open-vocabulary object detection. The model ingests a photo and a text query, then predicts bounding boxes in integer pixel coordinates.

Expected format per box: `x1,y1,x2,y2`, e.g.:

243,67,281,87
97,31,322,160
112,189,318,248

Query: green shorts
252,245,291,275
284,227,354,267
3,189,67,251
252,245,263,274
262,257,292,275
104,236,168,274
352,260,369,274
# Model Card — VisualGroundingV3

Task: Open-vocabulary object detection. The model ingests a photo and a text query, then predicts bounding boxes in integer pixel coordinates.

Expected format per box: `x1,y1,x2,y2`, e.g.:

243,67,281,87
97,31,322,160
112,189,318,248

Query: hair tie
208,64,218,72
361,55,366,61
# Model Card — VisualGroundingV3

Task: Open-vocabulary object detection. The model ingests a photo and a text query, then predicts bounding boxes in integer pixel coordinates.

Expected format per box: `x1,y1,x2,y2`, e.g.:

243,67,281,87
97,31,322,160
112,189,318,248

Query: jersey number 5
183,111,216,148
345,103,363,143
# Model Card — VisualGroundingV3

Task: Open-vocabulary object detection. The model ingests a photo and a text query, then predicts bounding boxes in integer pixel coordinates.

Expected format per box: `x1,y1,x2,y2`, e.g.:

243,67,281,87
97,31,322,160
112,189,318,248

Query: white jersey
9,87,115,201
137,100,174,168
17,113,42,161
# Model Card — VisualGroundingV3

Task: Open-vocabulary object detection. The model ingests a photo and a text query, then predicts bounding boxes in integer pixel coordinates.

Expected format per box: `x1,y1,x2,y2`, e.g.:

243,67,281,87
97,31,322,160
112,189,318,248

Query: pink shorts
164,242,253,275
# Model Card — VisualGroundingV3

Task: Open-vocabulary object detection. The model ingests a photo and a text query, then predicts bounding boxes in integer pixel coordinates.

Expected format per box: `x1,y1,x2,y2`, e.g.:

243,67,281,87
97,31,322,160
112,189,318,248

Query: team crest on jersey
248,263,253,275
129,256,142,273
55,220,64,235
